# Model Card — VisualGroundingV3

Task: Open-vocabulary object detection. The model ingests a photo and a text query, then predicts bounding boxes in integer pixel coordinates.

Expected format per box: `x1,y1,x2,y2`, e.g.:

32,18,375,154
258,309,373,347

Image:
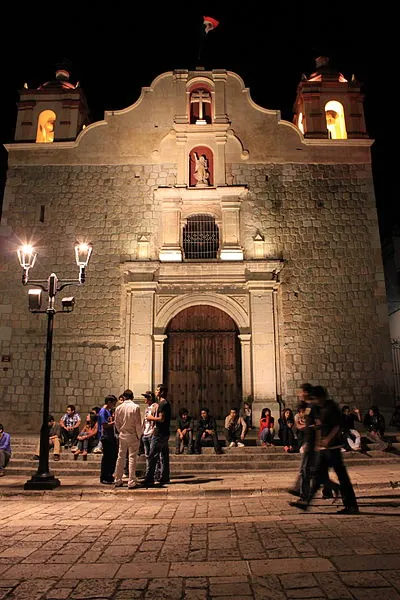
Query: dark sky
0,7,393,235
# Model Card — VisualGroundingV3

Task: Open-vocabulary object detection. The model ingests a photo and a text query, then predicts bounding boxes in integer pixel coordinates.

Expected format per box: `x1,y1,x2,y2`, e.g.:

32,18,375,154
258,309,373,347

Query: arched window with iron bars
183,214,219,259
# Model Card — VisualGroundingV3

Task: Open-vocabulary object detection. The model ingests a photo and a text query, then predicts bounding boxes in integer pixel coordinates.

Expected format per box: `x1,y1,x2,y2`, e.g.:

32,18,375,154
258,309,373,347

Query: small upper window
189,88,212,124
183,214,219,259
36,110,56,143
325,100,347,139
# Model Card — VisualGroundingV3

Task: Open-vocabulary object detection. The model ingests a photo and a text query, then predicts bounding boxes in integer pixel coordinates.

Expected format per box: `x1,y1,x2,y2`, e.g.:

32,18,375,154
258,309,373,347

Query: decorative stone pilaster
153,334,167,386
220,198,243,260
247,282,280,424
125,284,157,393
159,198,183,262
238,333,252,400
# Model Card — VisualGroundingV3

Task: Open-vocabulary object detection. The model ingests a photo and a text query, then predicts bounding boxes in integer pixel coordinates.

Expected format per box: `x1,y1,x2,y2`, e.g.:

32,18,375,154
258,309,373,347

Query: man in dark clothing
290,386,359,514
140,383,171,486
195,408,222,454
99,395,118,484
176,407,194,454
363,406,389,450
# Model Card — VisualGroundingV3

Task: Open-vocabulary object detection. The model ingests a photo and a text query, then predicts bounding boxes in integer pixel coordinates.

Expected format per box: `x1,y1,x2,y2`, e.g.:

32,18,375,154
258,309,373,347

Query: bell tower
14,69,90,143
293,56,368,139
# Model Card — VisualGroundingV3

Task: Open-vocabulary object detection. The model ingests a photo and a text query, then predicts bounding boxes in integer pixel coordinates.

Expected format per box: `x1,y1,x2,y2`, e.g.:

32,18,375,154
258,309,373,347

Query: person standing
99,396,118,485
289,385,359,514
114,389,142,489
141,391,159,469
140,383,171,487
0,424,11,476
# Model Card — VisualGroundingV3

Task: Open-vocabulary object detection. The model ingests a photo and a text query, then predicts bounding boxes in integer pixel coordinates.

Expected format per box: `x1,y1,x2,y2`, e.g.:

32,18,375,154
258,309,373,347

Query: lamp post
17,242,93,490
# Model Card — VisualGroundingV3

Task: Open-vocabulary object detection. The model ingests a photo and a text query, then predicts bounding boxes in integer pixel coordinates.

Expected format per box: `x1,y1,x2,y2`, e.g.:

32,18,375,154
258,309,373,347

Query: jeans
61,428,79,447
195,430,220,453
225,428,243,444
308,448,358,509
260,428,274,444
175,431,194,453
77,437,96,452
100,437,118,482
0,450,10,470
145,434,170,484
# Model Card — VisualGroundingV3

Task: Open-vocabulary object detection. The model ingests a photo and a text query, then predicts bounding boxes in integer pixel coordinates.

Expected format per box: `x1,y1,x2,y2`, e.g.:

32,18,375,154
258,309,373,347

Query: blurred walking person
289,385,359,514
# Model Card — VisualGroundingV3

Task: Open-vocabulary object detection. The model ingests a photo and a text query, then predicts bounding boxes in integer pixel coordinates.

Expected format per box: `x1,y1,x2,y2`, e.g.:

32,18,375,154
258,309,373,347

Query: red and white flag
203,16,219,34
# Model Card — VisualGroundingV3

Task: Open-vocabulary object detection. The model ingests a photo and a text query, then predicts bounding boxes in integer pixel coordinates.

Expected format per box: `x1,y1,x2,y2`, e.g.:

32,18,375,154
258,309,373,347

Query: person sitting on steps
175,407,194,454
73,414,98,460
258,407,275,446
33,415,61,461
195,408,222,455
224,407,247,447
59,404,81,450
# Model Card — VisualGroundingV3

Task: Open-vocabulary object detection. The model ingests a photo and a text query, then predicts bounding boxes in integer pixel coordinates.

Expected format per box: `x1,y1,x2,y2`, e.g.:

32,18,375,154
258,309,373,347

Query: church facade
0,59,393,430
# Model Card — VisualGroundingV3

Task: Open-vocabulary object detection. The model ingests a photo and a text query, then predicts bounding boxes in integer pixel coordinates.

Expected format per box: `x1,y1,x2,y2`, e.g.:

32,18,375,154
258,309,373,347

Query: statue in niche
193,152,210,187
38,117,55,143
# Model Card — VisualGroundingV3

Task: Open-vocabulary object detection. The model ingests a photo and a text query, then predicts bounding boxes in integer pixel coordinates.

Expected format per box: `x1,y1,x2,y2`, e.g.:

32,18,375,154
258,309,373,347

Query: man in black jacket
195,408,222,454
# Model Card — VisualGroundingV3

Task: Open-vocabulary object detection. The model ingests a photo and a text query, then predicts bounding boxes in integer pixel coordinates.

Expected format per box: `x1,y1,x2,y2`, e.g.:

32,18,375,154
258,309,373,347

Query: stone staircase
6,430,400,479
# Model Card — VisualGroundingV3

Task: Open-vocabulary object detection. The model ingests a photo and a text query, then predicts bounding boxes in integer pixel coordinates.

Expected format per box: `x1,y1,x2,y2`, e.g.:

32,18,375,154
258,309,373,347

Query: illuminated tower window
183,214,219,259
36,110,56,143
189,88,212,124
325,101,347,139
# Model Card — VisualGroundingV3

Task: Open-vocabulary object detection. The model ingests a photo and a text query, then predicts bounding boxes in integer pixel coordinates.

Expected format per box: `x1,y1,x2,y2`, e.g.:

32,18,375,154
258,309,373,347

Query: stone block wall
0,159,393,431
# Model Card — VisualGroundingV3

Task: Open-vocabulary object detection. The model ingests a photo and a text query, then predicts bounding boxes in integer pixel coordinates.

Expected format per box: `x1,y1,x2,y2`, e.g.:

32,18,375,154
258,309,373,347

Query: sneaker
287,488,301,497
336,506,360,514
237,442,244,447
100,479,114,485
289,500,309,511
122,473,129,480
71,446,78,451
229,442,236,448
93,447,103,454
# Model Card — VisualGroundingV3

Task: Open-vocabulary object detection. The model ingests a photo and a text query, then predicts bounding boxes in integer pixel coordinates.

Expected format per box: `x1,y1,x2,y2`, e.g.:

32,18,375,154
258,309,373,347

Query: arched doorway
165,305,242,419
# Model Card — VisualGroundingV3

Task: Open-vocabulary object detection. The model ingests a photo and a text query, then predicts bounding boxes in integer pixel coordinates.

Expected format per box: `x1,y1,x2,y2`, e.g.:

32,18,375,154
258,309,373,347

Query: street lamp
17,242,93,490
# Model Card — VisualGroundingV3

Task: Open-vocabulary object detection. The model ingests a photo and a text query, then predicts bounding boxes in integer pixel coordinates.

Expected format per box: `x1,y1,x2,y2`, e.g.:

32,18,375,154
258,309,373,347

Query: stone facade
0,65,393,431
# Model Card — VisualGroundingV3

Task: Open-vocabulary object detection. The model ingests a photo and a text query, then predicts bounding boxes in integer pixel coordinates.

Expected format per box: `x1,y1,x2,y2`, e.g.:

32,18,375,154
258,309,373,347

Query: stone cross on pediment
190,89,211,123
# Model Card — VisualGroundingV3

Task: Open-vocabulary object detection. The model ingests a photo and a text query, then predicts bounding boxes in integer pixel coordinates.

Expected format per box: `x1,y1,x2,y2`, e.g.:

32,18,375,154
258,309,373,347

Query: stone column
153,334,167,386
159,198,183,262
220,198,243,260
126,284,157,393
238,333,252,400
247,283,280,425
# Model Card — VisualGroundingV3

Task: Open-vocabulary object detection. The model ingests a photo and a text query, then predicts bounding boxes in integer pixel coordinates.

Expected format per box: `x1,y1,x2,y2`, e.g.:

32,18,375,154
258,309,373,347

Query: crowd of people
0,385,398,494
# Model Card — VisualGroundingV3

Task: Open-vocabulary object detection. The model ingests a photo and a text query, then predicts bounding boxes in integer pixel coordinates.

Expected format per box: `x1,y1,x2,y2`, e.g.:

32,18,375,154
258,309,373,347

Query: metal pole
24,280,60,490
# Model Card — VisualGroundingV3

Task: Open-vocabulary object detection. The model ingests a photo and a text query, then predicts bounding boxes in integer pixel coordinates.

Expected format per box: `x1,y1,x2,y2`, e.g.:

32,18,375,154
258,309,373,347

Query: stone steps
5,436,400,477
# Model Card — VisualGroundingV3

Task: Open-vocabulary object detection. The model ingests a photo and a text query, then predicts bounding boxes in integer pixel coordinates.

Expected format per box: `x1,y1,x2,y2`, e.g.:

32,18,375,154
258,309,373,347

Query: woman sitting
258,407,275,446
278,408,297,452
73,414,98,460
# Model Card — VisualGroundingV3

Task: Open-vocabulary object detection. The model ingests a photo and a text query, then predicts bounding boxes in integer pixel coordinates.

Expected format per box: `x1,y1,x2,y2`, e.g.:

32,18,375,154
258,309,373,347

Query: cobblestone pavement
0,467,399,599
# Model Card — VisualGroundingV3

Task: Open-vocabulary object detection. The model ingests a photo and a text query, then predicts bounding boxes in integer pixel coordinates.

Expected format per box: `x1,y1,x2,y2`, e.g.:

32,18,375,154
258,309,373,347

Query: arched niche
36,109,56,143
325,100,347,139
189,146,214,187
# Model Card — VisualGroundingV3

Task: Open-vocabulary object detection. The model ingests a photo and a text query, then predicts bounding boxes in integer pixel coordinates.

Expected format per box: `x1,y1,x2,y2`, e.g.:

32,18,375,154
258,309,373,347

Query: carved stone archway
165,305,242,419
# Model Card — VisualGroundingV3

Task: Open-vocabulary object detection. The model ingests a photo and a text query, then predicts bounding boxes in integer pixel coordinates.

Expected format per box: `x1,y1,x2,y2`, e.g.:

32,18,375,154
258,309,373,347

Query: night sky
0,7,393,235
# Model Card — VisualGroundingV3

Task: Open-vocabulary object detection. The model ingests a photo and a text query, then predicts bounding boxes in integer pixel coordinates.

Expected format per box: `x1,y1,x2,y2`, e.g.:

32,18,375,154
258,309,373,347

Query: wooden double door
165,305,242,420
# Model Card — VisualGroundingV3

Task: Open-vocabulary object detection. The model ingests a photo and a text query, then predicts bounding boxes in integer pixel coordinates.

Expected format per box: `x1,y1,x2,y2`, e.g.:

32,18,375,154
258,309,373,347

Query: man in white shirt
114,389,142,489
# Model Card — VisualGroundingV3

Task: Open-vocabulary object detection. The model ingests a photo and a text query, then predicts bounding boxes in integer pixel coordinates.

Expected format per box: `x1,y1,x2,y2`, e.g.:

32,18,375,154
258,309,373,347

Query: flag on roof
203,16,219,34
